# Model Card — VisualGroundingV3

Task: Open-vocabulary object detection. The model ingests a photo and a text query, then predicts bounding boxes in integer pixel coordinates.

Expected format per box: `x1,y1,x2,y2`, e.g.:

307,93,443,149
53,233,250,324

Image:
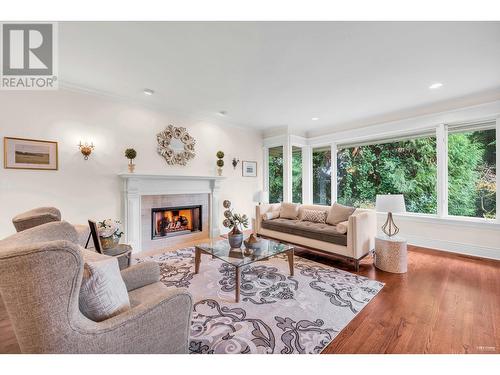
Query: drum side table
374,235,407,273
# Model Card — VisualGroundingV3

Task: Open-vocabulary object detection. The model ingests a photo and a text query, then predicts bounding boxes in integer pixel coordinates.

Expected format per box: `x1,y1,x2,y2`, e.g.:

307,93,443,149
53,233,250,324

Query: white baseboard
405,234,500,260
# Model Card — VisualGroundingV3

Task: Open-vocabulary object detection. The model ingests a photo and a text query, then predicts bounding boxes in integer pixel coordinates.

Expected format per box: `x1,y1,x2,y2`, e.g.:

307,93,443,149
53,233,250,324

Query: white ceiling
59,22,500,136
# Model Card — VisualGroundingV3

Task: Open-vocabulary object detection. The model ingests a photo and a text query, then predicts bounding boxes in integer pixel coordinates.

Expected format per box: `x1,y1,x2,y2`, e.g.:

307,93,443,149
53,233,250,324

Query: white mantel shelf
119,173,226,181
119,173,224,253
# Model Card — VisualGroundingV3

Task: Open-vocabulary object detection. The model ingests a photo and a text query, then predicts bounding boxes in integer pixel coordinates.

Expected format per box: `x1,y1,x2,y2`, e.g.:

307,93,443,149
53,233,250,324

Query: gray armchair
0,221,193,354
11,206,90,247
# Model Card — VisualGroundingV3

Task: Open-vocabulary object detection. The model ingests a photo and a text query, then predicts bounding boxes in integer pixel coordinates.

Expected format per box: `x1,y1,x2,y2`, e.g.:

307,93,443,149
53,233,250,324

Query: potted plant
216,150,224,176
222,200,248,248
97,219,124,249
125,148,137,173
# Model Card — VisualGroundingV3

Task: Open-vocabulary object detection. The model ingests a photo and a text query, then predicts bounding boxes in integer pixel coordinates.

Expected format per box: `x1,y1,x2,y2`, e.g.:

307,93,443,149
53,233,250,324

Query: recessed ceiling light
218,111,227,116
143,88,154,96
429,82,443,90
312,117,319,121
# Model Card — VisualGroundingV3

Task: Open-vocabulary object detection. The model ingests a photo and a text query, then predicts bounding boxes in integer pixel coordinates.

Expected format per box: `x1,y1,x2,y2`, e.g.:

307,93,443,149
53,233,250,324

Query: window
337,135,437,214
292,146,302,203
313,146,332,205
448,125,496,219
268,146,284,203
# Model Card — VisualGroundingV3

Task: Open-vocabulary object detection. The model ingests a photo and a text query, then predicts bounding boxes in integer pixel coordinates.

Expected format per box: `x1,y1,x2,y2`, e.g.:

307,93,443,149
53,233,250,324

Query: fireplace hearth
152,205,202,239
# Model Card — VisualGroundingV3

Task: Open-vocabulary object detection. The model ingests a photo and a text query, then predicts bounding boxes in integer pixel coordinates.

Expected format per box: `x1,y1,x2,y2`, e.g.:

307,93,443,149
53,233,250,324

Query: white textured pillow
79,257,130,322
262,210,280,221
336,220,349,234
301,209,327,223
280,202,300,220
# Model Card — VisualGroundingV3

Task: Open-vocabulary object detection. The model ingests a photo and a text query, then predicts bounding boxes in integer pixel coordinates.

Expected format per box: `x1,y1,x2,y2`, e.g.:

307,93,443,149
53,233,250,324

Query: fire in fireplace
151,205,202,239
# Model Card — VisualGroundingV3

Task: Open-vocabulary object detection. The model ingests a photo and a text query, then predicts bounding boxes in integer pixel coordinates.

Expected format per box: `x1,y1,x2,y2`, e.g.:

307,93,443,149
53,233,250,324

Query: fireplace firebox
151,205,202,239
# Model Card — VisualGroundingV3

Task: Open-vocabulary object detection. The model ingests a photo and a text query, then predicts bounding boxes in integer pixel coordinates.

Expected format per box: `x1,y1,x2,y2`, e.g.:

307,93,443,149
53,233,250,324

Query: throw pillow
301,209,327,223
326,202,356,225
262,210,280,221
280,202,300,220
336,220,349,234
79,257,130,322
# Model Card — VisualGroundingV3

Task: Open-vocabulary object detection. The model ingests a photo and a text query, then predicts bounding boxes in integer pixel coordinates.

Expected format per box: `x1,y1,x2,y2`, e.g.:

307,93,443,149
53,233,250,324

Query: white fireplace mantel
119,173,225,253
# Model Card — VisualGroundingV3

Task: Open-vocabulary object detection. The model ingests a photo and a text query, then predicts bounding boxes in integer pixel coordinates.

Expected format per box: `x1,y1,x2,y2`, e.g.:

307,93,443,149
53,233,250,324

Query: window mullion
331,142,337,204
303,145,312,204
436,124,448,218
263,146,269,195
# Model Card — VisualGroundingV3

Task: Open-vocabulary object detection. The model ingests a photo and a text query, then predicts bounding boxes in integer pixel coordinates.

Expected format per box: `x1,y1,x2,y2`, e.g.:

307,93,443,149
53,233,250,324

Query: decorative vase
228,232,243,248
217,167,223,176
100,236,119,250
128,162,135,173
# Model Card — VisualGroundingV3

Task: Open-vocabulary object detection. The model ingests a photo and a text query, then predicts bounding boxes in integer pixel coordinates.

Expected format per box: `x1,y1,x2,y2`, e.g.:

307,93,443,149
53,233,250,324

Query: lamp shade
258,191,269,204
376,194,406,213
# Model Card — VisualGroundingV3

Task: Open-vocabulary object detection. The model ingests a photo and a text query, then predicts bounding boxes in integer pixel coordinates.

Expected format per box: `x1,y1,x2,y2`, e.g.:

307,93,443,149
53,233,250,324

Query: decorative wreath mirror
156,124,196,166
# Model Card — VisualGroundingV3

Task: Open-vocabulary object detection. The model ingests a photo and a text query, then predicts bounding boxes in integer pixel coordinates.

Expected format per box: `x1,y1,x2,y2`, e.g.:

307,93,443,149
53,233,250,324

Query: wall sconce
78,141,95,160
232,157,240,169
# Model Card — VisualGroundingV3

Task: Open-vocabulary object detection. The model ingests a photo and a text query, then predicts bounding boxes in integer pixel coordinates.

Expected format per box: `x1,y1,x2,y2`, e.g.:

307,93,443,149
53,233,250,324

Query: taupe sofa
256,203,376,270
0,221,193,353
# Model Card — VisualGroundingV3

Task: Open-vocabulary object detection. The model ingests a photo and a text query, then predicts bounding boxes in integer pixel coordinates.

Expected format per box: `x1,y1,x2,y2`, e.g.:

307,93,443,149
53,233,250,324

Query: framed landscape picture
4,137,58,170
242,160,257,177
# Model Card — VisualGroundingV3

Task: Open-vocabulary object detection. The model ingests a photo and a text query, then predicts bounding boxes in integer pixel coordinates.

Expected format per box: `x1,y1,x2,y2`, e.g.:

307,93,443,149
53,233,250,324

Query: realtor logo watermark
0,22,58,90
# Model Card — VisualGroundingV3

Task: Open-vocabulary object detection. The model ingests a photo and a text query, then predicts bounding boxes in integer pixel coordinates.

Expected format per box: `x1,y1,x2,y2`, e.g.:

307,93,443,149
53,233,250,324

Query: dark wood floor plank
0,245,499,354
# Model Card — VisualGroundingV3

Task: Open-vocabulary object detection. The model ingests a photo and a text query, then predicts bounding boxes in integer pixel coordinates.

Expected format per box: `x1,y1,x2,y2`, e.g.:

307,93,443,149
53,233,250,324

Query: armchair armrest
75,287,193,353
347,209,377,259
255,203,281,233
120,262,160,292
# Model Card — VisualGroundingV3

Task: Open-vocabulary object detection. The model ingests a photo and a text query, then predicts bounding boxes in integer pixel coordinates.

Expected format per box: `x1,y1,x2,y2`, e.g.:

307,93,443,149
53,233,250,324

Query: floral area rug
136,247,383,354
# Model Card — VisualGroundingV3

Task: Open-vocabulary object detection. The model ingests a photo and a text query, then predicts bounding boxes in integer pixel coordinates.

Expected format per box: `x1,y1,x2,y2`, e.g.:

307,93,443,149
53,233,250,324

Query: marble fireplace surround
119,174,225,253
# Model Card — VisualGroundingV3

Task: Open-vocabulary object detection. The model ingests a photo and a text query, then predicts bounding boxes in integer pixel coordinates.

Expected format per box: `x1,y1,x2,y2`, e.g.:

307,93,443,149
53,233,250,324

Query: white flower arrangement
97,219,124,239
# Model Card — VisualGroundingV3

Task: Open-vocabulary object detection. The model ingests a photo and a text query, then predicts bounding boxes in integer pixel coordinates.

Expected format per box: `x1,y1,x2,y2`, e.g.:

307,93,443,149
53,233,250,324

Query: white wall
0,89,263,239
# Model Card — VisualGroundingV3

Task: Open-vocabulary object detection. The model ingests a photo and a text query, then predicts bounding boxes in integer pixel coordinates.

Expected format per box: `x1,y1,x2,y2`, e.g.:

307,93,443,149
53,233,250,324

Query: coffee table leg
235,266,241,303
195,247,201,274
287,249,294,276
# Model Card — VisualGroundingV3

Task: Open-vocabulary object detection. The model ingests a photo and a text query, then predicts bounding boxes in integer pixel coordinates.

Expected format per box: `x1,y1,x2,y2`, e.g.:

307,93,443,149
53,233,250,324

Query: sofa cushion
261,218,347,246
79,257,130,322
262,210,280,221
280,203,300,220
12,207,61,232
301,209,327,223
326,203,356,225
336,220,349,234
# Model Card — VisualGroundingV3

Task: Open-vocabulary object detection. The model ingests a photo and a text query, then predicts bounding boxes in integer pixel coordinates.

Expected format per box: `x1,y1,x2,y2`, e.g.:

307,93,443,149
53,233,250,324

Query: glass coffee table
194,238,294,302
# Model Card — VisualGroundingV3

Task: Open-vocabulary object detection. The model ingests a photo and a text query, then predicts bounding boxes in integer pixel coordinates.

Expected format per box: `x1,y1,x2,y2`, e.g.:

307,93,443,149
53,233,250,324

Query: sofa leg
354,260,359,272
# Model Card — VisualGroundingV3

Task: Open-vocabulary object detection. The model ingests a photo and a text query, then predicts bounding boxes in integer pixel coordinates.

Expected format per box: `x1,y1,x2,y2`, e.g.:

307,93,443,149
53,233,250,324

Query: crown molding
59,80,261,134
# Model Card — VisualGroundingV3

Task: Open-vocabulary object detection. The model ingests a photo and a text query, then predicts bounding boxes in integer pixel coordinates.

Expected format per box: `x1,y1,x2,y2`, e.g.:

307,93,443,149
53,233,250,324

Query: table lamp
376,194,406,237
258,191,269,205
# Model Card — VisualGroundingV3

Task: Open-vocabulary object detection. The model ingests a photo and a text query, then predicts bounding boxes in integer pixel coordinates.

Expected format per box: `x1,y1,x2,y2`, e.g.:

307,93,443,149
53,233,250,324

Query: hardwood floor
0,242,498,354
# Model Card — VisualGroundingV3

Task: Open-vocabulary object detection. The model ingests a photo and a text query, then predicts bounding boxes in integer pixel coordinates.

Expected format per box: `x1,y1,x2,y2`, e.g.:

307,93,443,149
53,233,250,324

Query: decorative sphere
223,200,231,209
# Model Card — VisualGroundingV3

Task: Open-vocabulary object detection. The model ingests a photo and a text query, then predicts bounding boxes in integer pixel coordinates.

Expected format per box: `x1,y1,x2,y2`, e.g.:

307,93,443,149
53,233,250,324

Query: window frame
311,143,335,206
265,144,285,204
336,132,438,215
334,120,499,224
262,117,499,227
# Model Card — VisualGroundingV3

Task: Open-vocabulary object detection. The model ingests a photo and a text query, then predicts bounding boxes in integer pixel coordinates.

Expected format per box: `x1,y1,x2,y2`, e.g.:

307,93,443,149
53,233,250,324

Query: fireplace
151,205,202,239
